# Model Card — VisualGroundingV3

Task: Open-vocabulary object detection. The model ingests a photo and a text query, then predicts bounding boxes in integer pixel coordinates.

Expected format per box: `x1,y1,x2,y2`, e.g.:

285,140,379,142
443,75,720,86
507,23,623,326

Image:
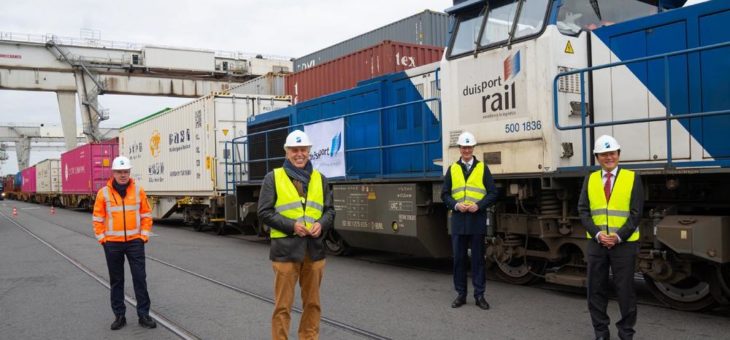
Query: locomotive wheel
323,230,349,256
643,273,717,311
494,258,547,285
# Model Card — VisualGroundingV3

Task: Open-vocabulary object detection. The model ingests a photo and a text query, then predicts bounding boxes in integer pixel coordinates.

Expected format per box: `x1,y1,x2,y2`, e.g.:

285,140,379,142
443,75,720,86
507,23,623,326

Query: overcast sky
0,0,453,175
0,0,709,175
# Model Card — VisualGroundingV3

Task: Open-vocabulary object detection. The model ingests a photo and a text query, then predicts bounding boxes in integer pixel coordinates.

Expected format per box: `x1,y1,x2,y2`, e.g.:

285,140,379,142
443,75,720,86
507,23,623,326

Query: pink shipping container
61,140,119,194
21,166,36,193
286,40,444,103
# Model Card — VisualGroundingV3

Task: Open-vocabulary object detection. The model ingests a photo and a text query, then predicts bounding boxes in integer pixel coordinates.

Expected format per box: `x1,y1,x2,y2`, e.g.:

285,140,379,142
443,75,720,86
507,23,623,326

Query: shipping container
120,94,290,219
293,10,449,71
286,41,444,103
230,72,288,96
249,62,442,180
58,139,119,209
14,171,22,189
36,159,61,194
143,46,215,72
21,166,36,198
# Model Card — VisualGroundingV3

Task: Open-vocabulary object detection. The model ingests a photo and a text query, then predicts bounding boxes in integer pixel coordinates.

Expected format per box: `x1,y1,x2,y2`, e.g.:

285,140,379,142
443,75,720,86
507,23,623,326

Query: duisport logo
503,50,521,81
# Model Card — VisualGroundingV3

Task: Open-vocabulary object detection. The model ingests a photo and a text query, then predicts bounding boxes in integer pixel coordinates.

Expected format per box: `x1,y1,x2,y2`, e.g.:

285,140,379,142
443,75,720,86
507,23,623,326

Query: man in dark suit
578,135,643,340
441,131,498,310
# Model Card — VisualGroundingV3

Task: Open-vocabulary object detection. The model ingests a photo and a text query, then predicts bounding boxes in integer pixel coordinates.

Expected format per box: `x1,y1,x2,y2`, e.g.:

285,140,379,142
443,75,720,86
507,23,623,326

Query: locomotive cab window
557,0,658,35
448,0,550,59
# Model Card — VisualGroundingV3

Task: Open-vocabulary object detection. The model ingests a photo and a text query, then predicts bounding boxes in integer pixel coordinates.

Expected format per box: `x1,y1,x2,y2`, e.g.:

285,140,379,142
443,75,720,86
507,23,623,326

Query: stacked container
286,41,444,103
293,10,449,71
230,72,288,96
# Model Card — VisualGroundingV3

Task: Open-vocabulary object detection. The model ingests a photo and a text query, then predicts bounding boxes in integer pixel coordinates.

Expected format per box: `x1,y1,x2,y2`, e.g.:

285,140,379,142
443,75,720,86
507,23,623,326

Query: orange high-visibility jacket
92,178,153,244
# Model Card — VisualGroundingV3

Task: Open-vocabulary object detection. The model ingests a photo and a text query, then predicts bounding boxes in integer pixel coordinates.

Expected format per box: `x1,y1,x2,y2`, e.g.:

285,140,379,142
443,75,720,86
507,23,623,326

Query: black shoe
451,296,467,308
475,296,490,310
110,315,126,330
138,315,157,329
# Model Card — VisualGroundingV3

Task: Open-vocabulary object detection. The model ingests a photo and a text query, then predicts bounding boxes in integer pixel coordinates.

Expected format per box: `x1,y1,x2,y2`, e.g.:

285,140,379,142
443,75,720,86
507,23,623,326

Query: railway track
0,206,392,340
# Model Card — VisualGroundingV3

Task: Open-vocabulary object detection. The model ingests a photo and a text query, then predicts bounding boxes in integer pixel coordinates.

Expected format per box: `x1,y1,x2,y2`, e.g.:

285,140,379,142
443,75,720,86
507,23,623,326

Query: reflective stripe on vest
100,185,142,238
450,162,486,205
587,169,640,242
270,168,324,239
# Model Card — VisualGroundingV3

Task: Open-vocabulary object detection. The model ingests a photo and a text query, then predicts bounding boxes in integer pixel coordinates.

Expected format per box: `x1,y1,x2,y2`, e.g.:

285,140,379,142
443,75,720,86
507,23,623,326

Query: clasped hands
597,232,619,249
294,221,322,238
455,202,480,213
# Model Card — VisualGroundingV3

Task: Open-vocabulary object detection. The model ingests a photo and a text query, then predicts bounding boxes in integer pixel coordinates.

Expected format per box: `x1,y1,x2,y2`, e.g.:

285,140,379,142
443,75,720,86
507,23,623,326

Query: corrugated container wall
21,166,36,193
36,159,61,193
61,140,119,194
230,72,288,96
2,175,16,193
13,171,22,189
120,94,290,195
293,10,449,71
286,41,444,103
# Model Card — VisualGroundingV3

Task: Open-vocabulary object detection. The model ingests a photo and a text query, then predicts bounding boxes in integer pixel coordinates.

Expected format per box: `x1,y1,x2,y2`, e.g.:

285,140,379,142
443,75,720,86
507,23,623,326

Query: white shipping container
36,159,61,193
230,72,288,96
120,94,290,197
143,46,215,72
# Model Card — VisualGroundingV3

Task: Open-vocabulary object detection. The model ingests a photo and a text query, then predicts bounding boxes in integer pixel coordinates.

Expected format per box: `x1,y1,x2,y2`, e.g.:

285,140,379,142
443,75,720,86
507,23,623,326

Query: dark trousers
587,240,638,340
103,239,151,317
452,234,486,298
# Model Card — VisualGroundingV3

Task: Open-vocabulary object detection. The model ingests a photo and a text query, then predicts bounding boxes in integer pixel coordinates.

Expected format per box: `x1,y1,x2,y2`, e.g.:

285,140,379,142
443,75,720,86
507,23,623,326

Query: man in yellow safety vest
578,135,643,340
258,130,335,340
441,131,497,310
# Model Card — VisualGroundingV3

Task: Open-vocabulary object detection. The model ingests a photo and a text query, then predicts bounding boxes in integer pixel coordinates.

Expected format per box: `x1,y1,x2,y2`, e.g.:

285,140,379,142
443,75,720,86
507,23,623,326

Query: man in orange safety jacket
93,156,157,331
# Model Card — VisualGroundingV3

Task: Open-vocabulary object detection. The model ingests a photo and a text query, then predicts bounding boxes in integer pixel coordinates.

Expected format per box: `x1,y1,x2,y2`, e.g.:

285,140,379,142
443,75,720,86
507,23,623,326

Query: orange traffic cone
50,206,56,215
12,206,17,217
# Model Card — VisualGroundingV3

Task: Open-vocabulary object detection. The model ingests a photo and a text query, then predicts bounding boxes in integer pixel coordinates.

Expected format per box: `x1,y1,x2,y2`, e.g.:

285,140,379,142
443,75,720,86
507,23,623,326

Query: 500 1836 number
505,120,542,134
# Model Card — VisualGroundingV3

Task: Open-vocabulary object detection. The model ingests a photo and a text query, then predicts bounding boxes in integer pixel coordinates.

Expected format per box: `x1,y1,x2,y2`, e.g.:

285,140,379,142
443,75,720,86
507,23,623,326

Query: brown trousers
271,255,326,340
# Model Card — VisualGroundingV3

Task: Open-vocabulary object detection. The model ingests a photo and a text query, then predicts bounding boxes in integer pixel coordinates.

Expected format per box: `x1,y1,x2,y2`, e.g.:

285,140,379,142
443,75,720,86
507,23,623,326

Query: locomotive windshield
448,0,663,57
448,0,550,58
556,0,659,35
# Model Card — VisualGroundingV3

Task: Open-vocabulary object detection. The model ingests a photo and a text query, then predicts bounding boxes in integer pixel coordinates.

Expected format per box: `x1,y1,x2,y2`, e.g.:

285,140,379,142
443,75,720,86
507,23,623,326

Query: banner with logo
304,118,345,178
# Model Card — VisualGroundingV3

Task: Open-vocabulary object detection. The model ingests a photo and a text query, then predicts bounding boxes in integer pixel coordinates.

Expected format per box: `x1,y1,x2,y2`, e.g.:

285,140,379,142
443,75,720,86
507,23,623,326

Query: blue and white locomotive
227,0,730,311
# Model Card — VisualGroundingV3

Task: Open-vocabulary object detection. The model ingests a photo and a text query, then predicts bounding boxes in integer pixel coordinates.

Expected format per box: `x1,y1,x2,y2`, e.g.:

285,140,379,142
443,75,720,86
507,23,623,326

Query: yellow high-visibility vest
270,168,324,239
587,169,640,242
450,162,486,205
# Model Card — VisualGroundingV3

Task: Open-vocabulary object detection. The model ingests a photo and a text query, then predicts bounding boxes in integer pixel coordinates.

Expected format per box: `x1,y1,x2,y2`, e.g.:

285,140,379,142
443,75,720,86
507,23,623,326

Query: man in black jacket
578,135,643,340
441,131,498,310
258,130,335,340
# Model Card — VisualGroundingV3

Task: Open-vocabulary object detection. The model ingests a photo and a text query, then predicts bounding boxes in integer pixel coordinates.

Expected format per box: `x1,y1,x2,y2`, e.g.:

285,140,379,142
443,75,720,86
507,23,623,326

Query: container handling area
1,0,729,339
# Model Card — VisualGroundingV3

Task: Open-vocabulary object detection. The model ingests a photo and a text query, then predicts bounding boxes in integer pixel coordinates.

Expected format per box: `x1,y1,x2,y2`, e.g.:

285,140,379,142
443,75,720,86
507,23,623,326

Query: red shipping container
2,175,15,193
286,40,444,103
21,166,36,193
61,140,119,194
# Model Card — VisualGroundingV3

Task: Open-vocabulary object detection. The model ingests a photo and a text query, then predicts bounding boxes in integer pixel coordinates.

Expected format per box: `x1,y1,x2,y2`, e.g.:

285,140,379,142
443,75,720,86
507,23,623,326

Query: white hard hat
284,130,312,148
593,135,621,154
457,131,476,146
111,156,132,170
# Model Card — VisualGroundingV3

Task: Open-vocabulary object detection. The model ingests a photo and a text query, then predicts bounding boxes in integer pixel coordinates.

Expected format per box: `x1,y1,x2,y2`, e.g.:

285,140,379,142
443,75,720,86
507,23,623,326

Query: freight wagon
228,62,444,249
58,139,119,209
226,0,730,312
119,93,290,231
